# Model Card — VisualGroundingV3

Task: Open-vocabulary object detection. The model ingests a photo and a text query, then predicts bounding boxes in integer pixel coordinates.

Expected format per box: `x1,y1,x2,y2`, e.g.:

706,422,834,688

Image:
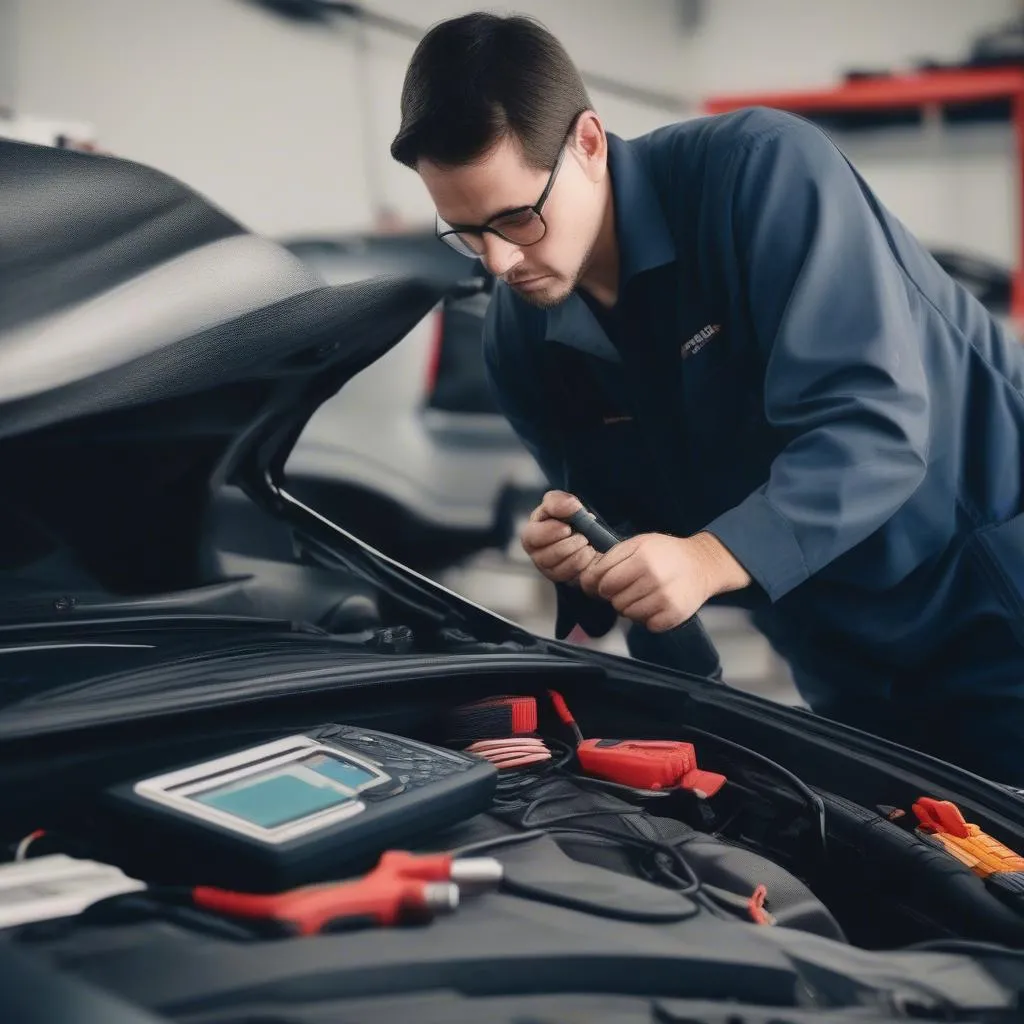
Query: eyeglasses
435,141,569,259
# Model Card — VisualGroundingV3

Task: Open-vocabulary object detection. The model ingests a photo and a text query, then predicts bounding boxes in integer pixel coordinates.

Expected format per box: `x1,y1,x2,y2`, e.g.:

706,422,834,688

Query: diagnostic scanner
105,725,497,892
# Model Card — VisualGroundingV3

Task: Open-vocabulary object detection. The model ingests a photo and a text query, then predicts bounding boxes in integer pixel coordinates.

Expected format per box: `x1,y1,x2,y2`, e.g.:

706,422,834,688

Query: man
390,12,1024,783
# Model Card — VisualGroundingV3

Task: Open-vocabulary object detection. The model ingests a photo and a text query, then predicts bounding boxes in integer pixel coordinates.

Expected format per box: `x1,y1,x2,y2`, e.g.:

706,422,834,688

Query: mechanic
390,12,1024,784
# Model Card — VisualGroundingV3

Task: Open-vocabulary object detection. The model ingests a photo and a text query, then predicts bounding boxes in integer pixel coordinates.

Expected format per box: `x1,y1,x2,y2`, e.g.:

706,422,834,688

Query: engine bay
1,658,1024,1021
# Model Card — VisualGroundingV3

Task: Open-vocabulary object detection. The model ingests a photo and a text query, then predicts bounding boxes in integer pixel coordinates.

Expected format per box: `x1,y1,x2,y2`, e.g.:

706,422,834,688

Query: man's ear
573,111,607,182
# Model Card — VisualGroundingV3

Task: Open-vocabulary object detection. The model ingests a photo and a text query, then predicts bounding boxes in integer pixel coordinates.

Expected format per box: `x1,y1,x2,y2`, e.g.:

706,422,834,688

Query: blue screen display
195,773,350,828
190,753,377,829
304,754,378,789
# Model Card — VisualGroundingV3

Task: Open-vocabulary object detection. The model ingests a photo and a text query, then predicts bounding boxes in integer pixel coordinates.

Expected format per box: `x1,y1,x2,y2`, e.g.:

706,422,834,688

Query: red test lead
547,691,726,799
191,850,503,936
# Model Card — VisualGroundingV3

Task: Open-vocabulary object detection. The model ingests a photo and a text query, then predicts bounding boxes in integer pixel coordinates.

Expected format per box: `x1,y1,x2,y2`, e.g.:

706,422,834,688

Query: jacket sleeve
482,288,618,639
703,114,930,601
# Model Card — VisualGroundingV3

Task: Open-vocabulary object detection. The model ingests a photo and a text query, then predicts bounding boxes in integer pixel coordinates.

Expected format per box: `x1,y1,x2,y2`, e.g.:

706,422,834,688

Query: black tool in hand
562,507,622,554
557,502,723,682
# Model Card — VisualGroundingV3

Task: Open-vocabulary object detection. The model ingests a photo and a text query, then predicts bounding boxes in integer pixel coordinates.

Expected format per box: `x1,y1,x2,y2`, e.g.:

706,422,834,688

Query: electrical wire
14,829,45,862
543,690,822,853
484,737,715,908
467,738,553,771
511,795,705,900
438,808,712,922
676,724,828,857
453,696,821,922
493,736,575,797
449,830,548,859
461,726,820,927
481,733,794,919
484,746,716,908
540,827,722,918
497,830,705,922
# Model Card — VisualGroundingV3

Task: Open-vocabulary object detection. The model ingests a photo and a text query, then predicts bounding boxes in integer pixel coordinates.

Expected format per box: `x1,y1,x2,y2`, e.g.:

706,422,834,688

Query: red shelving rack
705,67,1024,320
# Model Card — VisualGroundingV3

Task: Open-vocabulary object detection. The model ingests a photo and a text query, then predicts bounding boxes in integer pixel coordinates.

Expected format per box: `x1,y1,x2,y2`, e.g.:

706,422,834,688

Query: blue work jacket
483,107,1024,728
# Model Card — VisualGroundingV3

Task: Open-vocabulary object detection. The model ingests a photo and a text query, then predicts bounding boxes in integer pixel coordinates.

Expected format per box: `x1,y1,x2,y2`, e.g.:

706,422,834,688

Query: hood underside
0,140,455,595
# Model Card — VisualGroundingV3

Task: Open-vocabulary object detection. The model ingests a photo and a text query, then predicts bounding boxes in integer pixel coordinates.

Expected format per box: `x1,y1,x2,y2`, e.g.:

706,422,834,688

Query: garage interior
4,0,1022,708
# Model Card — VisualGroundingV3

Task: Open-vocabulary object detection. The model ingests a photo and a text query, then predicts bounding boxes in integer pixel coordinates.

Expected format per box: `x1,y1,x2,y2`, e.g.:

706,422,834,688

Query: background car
275,232,545,573
929,247,1013,320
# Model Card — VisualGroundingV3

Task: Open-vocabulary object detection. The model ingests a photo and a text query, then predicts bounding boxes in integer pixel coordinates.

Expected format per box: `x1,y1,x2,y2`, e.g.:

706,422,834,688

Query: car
274,232,545,573
3,138,1024,1023
928,246,1014,321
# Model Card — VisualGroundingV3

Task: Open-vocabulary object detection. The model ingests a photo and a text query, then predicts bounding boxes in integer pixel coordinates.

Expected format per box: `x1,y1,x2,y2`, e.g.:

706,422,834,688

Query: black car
2,139,1024,1023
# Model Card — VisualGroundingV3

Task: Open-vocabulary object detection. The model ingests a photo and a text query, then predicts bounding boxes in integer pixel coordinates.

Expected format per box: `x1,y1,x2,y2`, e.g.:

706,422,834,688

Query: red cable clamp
192,850,503,936
448,695,539,742
576,739,727,798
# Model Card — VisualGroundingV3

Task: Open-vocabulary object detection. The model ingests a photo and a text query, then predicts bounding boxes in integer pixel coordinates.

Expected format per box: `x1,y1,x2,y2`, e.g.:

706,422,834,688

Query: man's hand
520,490,599,585
579,532,752,633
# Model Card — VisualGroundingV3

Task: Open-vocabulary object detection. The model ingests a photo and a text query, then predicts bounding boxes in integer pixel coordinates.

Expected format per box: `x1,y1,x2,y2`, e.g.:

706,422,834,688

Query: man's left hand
578,532,752,633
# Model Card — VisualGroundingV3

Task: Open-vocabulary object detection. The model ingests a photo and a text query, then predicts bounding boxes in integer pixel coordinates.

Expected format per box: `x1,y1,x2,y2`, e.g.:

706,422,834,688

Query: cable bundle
465,738,552,770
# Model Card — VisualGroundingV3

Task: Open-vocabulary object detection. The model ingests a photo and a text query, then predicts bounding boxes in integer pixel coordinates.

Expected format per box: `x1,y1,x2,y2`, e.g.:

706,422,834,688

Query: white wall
11,0,1024,263
0,0,16,112
11,0,684,237
350,0,687,229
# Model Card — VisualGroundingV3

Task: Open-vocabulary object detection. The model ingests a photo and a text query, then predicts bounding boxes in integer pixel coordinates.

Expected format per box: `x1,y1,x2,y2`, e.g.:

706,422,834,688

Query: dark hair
390,13,591,171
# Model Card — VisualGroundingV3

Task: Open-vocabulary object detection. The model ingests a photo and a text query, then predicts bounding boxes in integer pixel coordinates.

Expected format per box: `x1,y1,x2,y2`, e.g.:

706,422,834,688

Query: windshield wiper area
175,992,946,1023
0,634,380,715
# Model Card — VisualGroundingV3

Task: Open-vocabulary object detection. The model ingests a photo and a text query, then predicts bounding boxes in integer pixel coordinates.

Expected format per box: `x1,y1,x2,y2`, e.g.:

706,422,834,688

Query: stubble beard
512,240,595,311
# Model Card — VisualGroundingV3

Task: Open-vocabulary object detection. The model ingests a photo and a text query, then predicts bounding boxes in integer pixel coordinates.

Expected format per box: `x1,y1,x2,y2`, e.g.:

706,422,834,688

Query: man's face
417,124,605,309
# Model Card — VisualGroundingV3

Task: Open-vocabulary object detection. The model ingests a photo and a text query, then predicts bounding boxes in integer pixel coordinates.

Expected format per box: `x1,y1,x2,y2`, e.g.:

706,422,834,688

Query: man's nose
480,234,523,278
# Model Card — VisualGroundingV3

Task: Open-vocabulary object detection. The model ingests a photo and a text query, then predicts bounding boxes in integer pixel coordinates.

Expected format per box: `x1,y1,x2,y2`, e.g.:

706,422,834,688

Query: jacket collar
543,132,676,361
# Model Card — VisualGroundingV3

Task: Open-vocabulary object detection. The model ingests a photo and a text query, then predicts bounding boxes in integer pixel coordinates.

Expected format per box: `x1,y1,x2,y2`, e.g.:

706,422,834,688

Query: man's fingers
619,594,690,633
618,592,665,626
609,577,656,614
532,533,591,570
522,518,572,552
529,489,582,526
547,544,599,583
597,535,643,571
578,536,641,594
596,556,647,600
540,490,583,520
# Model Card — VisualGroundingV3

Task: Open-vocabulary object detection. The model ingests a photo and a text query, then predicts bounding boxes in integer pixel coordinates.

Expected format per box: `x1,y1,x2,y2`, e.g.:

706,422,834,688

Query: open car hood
9,144,1024,1024
0,140,456,602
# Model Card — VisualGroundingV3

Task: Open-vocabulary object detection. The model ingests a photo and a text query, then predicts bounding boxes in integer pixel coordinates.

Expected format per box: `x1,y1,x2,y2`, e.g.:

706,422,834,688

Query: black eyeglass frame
435,134,571,257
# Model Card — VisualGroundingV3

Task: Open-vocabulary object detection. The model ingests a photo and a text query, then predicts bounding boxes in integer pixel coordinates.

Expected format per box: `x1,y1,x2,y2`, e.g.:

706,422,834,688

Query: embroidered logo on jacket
681,323,722,359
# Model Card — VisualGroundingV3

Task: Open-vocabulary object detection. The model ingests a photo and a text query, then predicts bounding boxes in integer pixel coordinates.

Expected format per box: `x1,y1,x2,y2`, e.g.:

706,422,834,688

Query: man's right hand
520,490,599,585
